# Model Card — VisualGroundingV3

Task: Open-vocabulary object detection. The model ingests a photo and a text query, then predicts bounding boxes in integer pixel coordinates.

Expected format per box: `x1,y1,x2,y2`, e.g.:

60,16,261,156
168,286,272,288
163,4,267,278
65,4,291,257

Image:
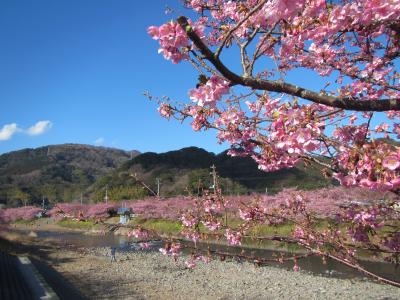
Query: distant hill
0,144,334,205
0,144,139,206
96,147,333,198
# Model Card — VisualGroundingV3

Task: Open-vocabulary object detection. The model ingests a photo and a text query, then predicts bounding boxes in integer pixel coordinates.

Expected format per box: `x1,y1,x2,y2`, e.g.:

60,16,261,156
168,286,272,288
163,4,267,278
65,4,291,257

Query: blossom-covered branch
177,15,400,112
148,0,400,193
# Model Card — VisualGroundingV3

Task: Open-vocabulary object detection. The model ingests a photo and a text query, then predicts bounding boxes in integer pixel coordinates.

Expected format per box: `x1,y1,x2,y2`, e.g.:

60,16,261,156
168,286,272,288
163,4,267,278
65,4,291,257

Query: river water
25,229,400,282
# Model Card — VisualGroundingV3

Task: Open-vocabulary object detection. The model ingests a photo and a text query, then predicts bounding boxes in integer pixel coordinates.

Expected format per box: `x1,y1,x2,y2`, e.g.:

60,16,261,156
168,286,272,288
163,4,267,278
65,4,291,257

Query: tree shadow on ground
0,236,88,299
0,235,145,299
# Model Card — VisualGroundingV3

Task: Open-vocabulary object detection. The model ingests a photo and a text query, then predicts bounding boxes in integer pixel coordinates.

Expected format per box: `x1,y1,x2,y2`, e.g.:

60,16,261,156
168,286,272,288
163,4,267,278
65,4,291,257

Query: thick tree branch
178,16,400,112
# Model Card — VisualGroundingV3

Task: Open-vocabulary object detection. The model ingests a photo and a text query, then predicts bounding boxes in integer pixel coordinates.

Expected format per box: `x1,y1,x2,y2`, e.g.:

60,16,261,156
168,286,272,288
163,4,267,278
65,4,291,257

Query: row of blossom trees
0,203,118,223
0,187,399,285
0,206,43,223
3,186,389,222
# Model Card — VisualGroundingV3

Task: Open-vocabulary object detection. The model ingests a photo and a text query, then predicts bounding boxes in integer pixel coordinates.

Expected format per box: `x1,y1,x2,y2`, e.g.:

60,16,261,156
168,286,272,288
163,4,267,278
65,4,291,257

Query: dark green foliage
100,147,333,197
122,147,214,171
0,144,333,205
0,144,137,205
186,169,247,195
92,186,147,202
89,171,148,201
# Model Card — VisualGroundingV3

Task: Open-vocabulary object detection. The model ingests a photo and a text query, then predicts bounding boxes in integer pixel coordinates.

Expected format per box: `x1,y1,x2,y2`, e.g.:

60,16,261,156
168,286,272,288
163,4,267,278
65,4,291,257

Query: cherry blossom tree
0,206,42,223
146,0,400,286
47,203,117,221
148,0,400,192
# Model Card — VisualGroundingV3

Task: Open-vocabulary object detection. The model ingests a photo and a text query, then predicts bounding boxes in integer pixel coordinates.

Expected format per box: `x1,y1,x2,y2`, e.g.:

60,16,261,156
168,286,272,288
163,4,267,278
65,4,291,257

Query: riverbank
0,228,399,299
10,218,105,233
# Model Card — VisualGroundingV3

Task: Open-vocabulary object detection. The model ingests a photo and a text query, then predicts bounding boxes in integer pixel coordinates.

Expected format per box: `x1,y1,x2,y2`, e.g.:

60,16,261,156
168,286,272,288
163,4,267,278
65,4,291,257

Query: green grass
248,222,295,236
131,217,182,236
51,214,397,259
13,219,35,225
129,216,303,252
105,216,120,224
131,216,298,239
57,219,97,230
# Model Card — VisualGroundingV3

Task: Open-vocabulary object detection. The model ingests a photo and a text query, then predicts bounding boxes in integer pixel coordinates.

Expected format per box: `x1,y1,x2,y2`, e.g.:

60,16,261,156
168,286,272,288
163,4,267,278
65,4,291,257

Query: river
20,229,400,283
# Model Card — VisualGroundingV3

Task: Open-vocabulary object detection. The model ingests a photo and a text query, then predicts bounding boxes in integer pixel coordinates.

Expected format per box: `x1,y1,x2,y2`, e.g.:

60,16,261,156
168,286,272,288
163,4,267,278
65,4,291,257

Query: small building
117,207,132,224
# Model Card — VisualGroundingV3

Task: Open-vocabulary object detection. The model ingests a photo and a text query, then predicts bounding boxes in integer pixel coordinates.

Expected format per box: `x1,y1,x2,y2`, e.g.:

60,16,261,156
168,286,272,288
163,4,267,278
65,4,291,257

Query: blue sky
0,1,393,155
0,0,228,154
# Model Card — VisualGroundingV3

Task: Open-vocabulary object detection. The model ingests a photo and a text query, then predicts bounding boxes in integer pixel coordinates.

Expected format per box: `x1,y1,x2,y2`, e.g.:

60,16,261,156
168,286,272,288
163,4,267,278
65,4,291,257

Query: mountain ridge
0,143,140,205
0,144,333,206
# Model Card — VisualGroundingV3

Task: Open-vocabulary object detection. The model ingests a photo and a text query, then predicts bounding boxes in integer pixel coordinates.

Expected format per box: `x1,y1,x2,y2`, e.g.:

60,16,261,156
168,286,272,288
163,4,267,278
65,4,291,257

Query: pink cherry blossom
185,259,197,269
158,103,173,118
293,262,300,272
189,75,230,107
180,213,198,227
147,1,400,282
159,243,182,258
128,229,150,239
225,229,242,246
201,220,221,231
140,242,151,250
382,156,400,171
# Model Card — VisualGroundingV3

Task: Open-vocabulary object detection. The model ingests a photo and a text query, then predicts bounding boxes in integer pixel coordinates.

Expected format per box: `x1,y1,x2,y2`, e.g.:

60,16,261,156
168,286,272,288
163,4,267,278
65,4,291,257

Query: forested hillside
0,145,334,206
0,144,138,206
99,147,333,198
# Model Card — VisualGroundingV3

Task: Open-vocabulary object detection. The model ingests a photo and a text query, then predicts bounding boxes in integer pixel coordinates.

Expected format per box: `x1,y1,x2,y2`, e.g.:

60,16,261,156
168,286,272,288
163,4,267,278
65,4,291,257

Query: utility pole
197,179,201,196
105,185,109,204
265,187,268,195
210,164,217,194
80,192,83,205
156,178,161,197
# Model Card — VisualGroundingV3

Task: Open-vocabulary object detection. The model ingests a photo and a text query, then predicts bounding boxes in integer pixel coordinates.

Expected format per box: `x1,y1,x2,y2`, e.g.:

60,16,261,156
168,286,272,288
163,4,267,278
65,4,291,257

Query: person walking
110,246,116,262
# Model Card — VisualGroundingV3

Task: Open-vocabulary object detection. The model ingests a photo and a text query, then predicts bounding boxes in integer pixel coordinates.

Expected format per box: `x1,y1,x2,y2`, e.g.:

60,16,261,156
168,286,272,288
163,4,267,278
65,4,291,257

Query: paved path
30,257,87,300
0,251,31,300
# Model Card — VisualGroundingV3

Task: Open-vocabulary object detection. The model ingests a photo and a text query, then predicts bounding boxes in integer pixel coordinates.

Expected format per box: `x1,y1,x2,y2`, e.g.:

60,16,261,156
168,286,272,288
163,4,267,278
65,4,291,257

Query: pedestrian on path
110,246,116,262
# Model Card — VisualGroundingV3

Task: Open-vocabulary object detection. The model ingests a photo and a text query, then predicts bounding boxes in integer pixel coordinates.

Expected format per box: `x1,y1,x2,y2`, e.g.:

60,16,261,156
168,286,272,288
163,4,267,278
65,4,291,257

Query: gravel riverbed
52,246,399,300
2,226,399,300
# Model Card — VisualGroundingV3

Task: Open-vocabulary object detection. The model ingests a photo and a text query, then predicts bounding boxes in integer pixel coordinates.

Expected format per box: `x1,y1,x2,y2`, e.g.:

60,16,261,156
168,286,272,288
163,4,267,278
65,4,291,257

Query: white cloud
94,137,105,145
26,120,53,136
0,120,53,142
0,123,19,141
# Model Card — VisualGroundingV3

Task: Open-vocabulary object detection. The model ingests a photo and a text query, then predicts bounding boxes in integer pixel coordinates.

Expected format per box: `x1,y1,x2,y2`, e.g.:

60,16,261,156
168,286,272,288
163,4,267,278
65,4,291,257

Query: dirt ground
0,227,399,300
